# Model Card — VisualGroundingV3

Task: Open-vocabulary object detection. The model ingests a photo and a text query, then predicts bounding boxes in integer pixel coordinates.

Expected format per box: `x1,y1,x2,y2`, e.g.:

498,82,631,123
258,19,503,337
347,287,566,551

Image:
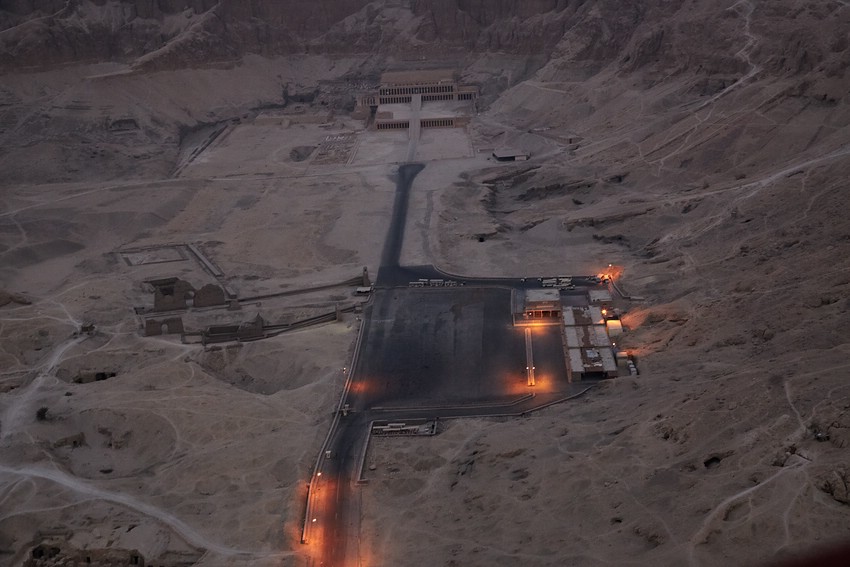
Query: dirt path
0,463,292,559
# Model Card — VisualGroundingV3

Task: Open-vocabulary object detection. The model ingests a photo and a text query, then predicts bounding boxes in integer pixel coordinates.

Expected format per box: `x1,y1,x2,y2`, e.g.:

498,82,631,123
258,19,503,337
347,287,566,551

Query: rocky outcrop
1,1,206,69
0,0,607,71
2,0,849,96
0,0,370,71
0,290,31,307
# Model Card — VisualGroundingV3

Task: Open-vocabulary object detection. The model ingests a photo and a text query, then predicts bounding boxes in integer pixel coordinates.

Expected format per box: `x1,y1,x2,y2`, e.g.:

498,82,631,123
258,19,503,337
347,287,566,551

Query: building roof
564,325,612,349
588,289,612,303
568,347,617,374
381,69,456,86
525,289,561,304
606,319,623,336
563,306,604,326
492,148,529,159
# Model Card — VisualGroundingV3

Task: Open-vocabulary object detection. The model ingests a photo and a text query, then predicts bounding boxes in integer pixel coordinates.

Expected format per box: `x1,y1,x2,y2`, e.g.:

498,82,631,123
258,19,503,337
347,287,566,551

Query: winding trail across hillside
0,464,291,559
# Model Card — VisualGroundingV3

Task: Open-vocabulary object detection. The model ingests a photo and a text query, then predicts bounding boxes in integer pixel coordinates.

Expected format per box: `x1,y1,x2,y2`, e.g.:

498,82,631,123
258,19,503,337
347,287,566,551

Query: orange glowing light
518,319,555,329
530,373,557,393
506,375,534,396
349,381,372,395
605,264,624,280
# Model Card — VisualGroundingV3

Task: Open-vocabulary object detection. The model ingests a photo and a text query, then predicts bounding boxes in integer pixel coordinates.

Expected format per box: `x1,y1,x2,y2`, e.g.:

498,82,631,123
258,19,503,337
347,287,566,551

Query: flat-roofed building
492,148,530,161
563,325,611,349
567,347,618,380
606,319,623,337
515,289,562,324
562,303,617,380
588,289,612,303
562,305,605,326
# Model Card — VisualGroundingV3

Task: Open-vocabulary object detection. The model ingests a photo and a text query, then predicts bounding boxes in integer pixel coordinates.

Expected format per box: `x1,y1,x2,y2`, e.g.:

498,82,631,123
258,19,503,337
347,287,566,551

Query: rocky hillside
1,1,847,104
1,0,847,187
2,2,850,566
0,1,840,76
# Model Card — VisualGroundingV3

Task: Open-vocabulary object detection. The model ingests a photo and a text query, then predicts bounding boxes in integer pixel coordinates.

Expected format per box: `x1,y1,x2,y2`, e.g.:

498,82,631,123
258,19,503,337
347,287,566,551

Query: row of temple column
376,119,455,129
379,84,455,96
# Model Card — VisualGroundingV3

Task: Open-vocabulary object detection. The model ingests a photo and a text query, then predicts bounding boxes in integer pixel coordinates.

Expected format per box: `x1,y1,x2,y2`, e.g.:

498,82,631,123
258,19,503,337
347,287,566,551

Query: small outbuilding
493,148,529,162
606,319,623,337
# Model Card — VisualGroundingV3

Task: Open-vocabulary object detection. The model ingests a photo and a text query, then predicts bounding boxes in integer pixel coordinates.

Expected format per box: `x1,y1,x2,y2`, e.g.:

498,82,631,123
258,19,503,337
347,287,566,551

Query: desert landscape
1,1,850,566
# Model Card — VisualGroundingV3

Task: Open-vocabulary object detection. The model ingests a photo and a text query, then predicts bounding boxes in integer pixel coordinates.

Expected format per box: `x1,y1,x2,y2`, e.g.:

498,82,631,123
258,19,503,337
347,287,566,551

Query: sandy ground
1,47,849,567
0,59,401,565
357,54,850,567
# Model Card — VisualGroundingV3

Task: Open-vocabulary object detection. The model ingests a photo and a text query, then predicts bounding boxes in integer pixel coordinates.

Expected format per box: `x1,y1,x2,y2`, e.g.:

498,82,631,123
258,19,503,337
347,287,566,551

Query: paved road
309,163,426,566
407,94,422,161
356,287,531,408
379,163,424,269
316,413,367,566
310,161,601,566
377,263,607,290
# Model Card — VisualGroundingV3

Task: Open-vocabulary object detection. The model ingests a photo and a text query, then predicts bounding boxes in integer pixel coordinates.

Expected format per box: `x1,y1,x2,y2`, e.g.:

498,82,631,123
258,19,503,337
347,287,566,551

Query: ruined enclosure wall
193,284,226,308
144,317,184,336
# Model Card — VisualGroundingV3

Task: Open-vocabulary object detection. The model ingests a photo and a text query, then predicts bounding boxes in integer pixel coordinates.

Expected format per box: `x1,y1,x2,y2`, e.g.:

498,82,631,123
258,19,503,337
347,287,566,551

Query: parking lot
354,287,569,408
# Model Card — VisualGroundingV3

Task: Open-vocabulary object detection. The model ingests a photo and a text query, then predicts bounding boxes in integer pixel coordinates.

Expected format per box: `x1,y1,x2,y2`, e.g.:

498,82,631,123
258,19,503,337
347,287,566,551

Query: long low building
563,324,611,348
373,100,472,131
375,69,478,103
567,347,618,379
562,304,618,380
563,305,605,326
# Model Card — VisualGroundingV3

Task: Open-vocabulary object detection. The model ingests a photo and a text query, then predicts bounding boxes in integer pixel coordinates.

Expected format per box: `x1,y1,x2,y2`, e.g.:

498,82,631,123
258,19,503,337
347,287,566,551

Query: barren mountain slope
14,0,846,73
376,2,850,564
1,1,849,566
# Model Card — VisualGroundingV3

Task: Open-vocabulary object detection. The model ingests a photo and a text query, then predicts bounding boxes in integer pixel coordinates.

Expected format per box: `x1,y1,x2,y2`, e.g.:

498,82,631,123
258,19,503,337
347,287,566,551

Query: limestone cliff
2,0,849,105
0,0,630,71
3,0,848,94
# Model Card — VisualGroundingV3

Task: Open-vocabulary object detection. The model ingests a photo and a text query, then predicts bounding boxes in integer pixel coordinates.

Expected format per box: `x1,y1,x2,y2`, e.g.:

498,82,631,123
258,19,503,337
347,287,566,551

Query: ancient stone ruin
144,317,185,337
147,277,194,312
193,283,227,308
27,541,144,566
146,278,228,312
